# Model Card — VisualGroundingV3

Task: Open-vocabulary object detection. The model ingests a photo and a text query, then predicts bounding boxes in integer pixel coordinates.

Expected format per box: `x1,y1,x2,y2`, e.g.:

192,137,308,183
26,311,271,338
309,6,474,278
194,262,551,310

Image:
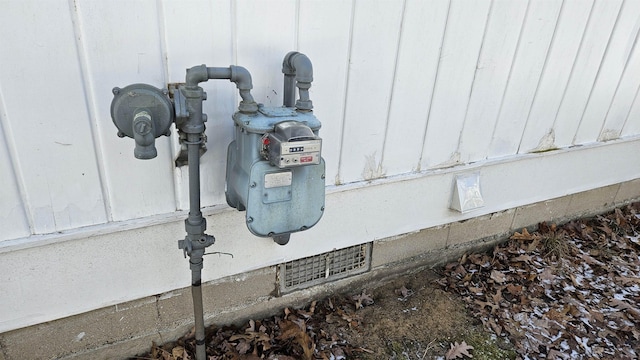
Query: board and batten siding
1,0,639,333
1,0,639,240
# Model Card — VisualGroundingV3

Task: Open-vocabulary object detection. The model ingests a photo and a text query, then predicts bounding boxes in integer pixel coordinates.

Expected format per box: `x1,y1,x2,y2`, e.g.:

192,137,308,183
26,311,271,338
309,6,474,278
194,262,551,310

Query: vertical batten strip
379,0,408,169
486,0,532,161
596,27,640,141
621,84,640,137
457,0,529,164
455,0,496,156
552,0,623,148
294,0,300,51
487,0,562,159
572,0,639,145
0,84,33,238
421,0,492,168
156,0,183,212
384,0,450,175
335,0,357,185
418,0,452,168
518,0,595,153
67,0,113,222
515,0,567,154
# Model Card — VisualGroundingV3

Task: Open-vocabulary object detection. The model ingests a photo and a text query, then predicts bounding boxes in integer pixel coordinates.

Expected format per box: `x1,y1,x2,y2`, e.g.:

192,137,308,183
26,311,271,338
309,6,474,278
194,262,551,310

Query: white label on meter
281,140,322,155
264,171,292,188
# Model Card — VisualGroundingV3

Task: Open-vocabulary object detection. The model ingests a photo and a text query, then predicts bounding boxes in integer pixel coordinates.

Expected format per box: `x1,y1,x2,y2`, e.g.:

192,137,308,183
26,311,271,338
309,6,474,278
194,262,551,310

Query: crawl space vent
279,243,372,293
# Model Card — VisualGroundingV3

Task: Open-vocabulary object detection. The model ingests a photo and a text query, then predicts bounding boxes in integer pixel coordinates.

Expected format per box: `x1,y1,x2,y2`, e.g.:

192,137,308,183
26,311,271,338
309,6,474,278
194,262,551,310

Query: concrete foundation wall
1,179,638,360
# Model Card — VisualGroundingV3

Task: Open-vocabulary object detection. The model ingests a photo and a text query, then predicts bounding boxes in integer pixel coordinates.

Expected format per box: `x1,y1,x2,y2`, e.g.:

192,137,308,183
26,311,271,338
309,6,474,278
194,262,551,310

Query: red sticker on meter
300,156,313,163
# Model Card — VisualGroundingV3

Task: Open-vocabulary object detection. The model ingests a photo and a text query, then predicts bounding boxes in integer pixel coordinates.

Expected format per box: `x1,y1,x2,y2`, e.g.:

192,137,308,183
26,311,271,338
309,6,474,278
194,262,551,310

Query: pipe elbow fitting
230,66,258,113
283,52,313,83
230,65,253,91
185,65,208,87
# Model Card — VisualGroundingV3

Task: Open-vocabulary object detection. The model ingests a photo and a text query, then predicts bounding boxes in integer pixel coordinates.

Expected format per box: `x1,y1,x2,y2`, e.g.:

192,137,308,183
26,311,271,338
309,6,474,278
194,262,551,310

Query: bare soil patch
132,203,640,360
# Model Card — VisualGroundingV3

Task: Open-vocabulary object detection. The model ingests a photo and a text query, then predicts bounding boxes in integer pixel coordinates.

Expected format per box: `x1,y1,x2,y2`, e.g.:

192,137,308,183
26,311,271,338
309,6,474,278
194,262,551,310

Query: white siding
457,0,528,163
487,0,563,158
0,107,30,240
383,0,449,174
553,0,624,148
575,0,640,144
518,0,594,153
74,0,177,221
1,0,640,333
338,0,404,183
0,0,107,234
298,0,354,184
161,0,237,209
2,0,639,241
421,0,491,168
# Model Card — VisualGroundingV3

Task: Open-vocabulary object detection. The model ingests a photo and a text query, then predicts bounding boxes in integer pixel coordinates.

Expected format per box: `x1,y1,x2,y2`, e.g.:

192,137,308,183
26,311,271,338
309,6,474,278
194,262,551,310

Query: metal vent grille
279,243,372,293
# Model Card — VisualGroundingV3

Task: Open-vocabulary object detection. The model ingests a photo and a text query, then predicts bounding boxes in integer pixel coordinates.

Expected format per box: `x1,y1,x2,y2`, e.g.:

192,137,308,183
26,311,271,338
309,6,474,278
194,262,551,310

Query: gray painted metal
246,159,325,236
225,104,325,244
110,84,173,159
109,51,322,360
282,51,314,110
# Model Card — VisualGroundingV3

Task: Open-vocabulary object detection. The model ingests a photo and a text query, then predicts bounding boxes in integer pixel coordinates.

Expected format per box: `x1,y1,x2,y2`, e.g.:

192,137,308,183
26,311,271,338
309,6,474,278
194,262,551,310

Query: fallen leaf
445,341,474,359
352,289,374,309
610,299,640,321
171,346,185,359
511,254,532,263
490,270,507,283
505,284,522,296
394,286,413,298
511,228,533,240
235,339,251,354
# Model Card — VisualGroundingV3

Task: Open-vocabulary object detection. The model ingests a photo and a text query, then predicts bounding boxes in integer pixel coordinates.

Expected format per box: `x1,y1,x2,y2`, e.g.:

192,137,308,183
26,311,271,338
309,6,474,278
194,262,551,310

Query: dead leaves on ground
142,292,374,359
439,203,640,359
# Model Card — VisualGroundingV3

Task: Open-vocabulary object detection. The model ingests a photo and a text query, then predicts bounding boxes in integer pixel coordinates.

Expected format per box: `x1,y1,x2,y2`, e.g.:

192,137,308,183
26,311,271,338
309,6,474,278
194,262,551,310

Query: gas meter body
225,105,325,243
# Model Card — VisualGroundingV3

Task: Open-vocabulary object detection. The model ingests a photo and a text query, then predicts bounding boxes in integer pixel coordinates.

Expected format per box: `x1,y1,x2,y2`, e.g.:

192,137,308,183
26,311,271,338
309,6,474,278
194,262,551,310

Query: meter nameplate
264,171,292,188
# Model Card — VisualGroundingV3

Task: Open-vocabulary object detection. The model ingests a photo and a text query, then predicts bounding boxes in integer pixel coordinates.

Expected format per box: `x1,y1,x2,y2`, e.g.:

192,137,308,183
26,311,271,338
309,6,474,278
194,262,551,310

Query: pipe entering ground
111,52,323,360
177,65,257,359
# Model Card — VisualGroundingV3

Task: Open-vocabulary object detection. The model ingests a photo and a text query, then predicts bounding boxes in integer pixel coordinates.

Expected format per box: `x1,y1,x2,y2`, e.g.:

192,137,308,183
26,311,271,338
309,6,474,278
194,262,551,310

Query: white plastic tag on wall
450,172,484,213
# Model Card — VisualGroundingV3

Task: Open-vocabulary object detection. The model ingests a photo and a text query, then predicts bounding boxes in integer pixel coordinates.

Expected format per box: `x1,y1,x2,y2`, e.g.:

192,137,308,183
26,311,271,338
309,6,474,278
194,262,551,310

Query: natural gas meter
225,105,325,245
262,120,322,168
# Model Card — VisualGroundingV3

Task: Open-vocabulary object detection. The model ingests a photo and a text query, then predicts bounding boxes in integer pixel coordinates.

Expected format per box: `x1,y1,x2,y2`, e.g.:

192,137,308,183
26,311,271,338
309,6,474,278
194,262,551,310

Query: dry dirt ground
132,203,640,360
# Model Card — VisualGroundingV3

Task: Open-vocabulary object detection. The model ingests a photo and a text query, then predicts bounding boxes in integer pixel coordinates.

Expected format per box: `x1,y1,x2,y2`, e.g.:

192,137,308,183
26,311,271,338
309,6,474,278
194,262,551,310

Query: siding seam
67,0,113,222
455,0,494,157
380,0,407,168
0,80,33,233
418,0,452,169
486,0,532,160
597,18,640,140
336,0,357,185
516,0,565,154
155,0,182,212
621,81,640,135
571,0,625,145
550,0,597,133
294,0,300,51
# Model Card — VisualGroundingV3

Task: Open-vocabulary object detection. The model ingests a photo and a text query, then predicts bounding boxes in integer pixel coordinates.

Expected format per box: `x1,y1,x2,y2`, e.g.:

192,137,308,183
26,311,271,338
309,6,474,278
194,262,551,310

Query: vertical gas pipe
177,68,214,360
177,65,257,360
112,65,257,360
